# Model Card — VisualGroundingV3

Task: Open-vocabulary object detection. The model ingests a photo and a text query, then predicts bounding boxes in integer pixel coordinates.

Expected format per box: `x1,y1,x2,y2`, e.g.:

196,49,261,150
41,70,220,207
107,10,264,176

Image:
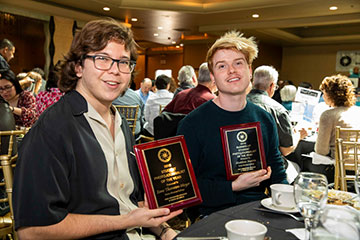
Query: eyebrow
214,57,245,66
94,52,131,60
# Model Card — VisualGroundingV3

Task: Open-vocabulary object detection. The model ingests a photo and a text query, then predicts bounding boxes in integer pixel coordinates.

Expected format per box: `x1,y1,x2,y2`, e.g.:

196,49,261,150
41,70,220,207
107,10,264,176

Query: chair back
0,129,27,240
114,105,139,136
154,111,186,140
334,126,360,190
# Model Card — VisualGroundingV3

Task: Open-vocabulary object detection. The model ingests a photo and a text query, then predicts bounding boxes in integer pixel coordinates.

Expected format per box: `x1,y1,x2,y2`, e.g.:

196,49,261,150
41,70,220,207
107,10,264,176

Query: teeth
228,78,239,82
106,81,117,85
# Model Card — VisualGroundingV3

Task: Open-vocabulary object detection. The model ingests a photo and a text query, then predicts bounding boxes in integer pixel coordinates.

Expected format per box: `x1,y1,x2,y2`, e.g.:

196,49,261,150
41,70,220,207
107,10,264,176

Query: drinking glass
293,172,328,240
355,164,360,198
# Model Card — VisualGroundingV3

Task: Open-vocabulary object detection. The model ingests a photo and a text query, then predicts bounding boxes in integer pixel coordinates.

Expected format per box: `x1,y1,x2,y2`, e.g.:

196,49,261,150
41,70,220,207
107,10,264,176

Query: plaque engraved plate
134,136,202,211
220,122,267,180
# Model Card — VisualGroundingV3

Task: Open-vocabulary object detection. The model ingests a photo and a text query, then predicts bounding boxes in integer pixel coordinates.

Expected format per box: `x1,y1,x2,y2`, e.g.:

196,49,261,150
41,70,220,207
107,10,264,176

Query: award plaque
133,136,202,211
220,122,267,180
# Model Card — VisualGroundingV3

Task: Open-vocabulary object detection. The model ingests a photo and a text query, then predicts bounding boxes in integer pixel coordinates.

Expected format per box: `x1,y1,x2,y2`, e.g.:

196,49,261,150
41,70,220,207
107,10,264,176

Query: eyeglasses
274,84,279,90
84,55,136,74
0,85,13,93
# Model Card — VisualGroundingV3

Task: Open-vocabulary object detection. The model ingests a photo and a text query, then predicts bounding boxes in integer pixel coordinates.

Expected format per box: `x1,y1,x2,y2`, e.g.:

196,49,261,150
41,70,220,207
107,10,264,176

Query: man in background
136,77,153,104
0,39,15,71
164,62,216,114
173,65,197,96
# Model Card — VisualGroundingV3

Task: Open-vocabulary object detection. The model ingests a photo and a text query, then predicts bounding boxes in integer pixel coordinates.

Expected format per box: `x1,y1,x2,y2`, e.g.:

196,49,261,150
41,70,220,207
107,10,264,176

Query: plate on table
260,197,298,213
327,189,359,211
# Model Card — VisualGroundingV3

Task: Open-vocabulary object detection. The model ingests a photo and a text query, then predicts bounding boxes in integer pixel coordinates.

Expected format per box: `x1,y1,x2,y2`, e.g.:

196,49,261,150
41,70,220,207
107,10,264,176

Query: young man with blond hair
177,31,287,218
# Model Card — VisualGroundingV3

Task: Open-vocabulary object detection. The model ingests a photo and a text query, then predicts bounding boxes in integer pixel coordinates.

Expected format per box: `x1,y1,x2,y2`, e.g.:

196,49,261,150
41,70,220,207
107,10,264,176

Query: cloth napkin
285,228,306,240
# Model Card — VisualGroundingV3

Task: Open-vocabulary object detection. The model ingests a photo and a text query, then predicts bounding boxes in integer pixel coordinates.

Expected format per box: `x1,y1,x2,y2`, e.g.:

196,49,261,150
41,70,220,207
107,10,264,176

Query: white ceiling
1,0,360,48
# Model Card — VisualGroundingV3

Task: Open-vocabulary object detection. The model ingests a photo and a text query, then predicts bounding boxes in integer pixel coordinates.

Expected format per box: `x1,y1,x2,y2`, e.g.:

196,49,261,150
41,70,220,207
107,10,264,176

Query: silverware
254,208,304,221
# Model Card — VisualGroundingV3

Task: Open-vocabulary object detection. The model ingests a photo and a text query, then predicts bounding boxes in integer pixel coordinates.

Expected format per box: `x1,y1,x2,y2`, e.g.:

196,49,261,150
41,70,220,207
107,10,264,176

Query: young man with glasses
13,19,181,240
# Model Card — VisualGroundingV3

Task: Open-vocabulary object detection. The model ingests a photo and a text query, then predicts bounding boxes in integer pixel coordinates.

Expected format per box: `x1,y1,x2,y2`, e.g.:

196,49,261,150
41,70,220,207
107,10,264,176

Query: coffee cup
225,219,267,240
270,183,296,209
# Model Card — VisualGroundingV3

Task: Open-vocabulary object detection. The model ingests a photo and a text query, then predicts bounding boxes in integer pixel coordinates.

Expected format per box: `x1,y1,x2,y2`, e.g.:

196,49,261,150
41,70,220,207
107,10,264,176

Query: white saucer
260,197,298,213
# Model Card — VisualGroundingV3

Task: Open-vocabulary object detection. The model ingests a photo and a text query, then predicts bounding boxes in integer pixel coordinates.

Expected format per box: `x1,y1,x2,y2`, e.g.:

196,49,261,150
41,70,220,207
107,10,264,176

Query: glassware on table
293,172,328,240
355,164,360,199
311,205,360,240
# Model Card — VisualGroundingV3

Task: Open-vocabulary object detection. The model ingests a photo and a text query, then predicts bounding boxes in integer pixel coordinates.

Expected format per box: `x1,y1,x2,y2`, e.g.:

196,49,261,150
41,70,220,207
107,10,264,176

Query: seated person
280,85,297,111
173,65,197,97
0,69,38,127
316,74,360,159
13,18,181,240
36,63,64,115
143,74,173,136
177,31,287,219
164,62,216,114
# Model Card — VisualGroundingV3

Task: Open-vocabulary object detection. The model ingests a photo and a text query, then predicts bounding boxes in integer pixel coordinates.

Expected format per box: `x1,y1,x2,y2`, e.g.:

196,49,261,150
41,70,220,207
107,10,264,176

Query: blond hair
206,31,258,73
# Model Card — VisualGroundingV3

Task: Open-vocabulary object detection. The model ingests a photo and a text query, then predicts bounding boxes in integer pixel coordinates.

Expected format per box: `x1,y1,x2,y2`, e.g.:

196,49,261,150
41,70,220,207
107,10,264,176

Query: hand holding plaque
133,136,202,211
220,122,267,180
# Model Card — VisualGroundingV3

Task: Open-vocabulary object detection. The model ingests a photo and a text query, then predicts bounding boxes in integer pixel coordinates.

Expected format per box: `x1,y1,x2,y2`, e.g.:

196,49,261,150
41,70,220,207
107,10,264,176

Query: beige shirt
84,103,141,240
315,106,360,158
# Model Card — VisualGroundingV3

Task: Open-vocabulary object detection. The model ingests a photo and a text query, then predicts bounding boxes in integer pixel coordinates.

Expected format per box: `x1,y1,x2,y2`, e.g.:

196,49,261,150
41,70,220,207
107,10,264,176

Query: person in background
164,62,216,114
349,66,359,79
177,31,287,219
32,67,47,92
0,69,37,127
280,84,297,111
298,81,313,89
247,65,307,183
143,74,173,136
36,63,64,115
0,39,15,71
150,79,157,93
135,77,153,104
13,18,181,240
173,65,197,97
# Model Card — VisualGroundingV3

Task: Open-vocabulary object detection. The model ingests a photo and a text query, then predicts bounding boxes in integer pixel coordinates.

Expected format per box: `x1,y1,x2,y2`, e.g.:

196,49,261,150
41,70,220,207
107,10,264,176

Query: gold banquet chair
0,130,27,240
114,105,139,136
334,126,360,191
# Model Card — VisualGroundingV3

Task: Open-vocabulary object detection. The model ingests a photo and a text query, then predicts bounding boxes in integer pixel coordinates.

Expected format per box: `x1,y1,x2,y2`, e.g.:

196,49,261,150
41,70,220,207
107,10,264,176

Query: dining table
175,200,304,239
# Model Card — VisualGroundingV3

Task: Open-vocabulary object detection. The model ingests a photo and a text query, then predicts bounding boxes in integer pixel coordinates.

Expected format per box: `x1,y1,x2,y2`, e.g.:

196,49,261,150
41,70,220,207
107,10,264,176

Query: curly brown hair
319,74,356,107
59,18,138,92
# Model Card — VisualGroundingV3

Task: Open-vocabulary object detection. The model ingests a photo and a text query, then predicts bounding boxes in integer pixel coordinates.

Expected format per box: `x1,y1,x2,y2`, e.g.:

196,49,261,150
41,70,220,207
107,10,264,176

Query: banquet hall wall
1,11,359,90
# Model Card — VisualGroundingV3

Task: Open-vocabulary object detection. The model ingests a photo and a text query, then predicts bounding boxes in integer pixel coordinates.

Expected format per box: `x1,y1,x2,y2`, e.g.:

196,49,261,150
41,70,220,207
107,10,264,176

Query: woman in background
0,69,37,127
36,65,64,115
280,84,297,111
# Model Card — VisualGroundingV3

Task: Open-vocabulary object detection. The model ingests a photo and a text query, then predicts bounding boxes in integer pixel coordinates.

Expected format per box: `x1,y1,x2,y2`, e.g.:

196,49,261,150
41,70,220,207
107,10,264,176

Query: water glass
293,172,328,240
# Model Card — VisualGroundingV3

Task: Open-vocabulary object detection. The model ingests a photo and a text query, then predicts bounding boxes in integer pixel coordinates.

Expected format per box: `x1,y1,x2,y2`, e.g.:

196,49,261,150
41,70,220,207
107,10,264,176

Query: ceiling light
154,33,159,37
171,41,176,44
176,45,180,48
252,14,260,18
180,43,184,47
131,18,138,22
103,7,110,11
329,6,338,11
158,26,163,30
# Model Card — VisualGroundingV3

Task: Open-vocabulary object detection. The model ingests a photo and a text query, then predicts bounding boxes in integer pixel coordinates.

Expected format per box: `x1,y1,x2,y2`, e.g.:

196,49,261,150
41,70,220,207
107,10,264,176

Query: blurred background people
0,69,38,127
135,77,153,104
280,84,297,111
0,39,15,71
36,64,64,115
173,65,197,96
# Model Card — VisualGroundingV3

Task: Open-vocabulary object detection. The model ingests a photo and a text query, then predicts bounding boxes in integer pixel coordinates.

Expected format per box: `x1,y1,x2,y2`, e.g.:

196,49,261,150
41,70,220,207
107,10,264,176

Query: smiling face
210,48,252,97
75,40,131,108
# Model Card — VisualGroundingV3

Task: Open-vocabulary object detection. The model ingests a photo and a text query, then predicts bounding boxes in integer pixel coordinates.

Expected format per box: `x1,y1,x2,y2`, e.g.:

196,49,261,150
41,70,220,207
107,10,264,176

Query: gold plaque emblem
158,148,171,163
236,131,247,143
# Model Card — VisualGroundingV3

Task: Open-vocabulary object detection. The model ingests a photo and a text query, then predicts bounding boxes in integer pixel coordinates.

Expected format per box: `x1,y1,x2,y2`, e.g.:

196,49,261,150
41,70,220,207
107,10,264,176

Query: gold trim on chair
114,105,139,136
0,129,28,240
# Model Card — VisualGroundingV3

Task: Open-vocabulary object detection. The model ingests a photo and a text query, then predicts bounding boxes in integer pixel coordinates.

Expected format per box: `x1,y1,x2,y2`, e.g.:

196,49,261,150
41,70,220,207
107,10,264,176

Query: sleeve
19,91,38,127
265,117,288,184
13,125,71,229
315,110,332,156
277,111,293,148
177,118,236,208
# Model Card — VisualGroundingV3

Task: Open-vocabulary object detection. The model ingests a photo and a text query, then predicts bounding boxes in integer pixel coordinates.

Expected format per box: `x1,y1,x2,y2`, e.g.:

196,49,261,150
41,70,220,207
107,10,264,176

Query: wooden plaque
220,122,267,180
133,136,202,211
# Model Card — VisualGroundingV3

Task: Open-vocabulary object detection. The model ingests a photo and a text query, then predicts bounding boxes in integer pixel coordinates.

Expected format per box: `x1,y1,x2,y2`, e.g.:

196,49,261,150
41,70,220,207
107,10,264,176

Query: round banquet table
175,200,304,239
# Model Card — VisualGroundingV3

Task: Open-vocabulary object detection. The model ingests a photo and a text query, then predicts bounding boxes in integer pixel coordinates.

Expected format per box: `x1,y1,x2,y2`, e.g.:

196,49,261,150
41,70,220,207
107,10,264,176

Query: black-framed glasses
84,55,136,74
0,85,14,93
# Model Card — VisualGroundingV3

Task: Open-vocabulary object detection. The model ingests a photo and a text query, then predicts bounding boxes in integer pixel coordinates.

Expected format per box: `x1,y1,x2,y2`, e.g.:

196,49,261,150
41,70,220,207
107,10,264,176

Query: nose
108,61,120,74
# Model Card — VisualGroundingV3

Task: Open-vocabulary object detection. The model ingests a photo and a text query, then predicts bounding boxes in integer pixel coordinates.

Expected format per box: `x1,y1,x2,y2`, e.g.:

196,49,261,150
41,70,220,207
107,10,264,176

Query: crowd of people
0,17,359,239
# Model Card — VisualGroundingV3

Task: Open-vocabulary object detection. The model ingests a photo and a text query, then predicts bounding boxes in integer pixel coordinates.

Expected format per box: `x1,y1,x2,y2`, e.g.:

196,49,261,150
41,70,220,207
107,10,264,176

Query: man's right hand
231,166,272,191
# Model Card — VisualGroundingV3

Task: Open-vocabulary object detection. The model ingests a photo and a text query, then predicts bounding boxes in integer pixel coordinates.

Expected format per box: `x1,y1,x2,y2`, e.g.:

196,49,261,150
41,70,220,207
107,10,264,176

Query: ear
75,63,83,78
210,72,216,85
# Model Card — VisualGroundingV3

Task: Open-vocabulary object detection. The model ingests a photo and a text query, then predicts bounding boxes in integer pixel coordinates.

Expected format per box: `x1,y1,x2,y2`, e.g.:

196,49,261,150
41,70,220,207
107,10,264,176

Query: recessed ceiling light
171,41,176,44
180,43,184,47
154,33,159,37
329,6,338,11
252,14,260,18
176,45,180,48
131,18,138,22
158,26,163,30
103,7,110,11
